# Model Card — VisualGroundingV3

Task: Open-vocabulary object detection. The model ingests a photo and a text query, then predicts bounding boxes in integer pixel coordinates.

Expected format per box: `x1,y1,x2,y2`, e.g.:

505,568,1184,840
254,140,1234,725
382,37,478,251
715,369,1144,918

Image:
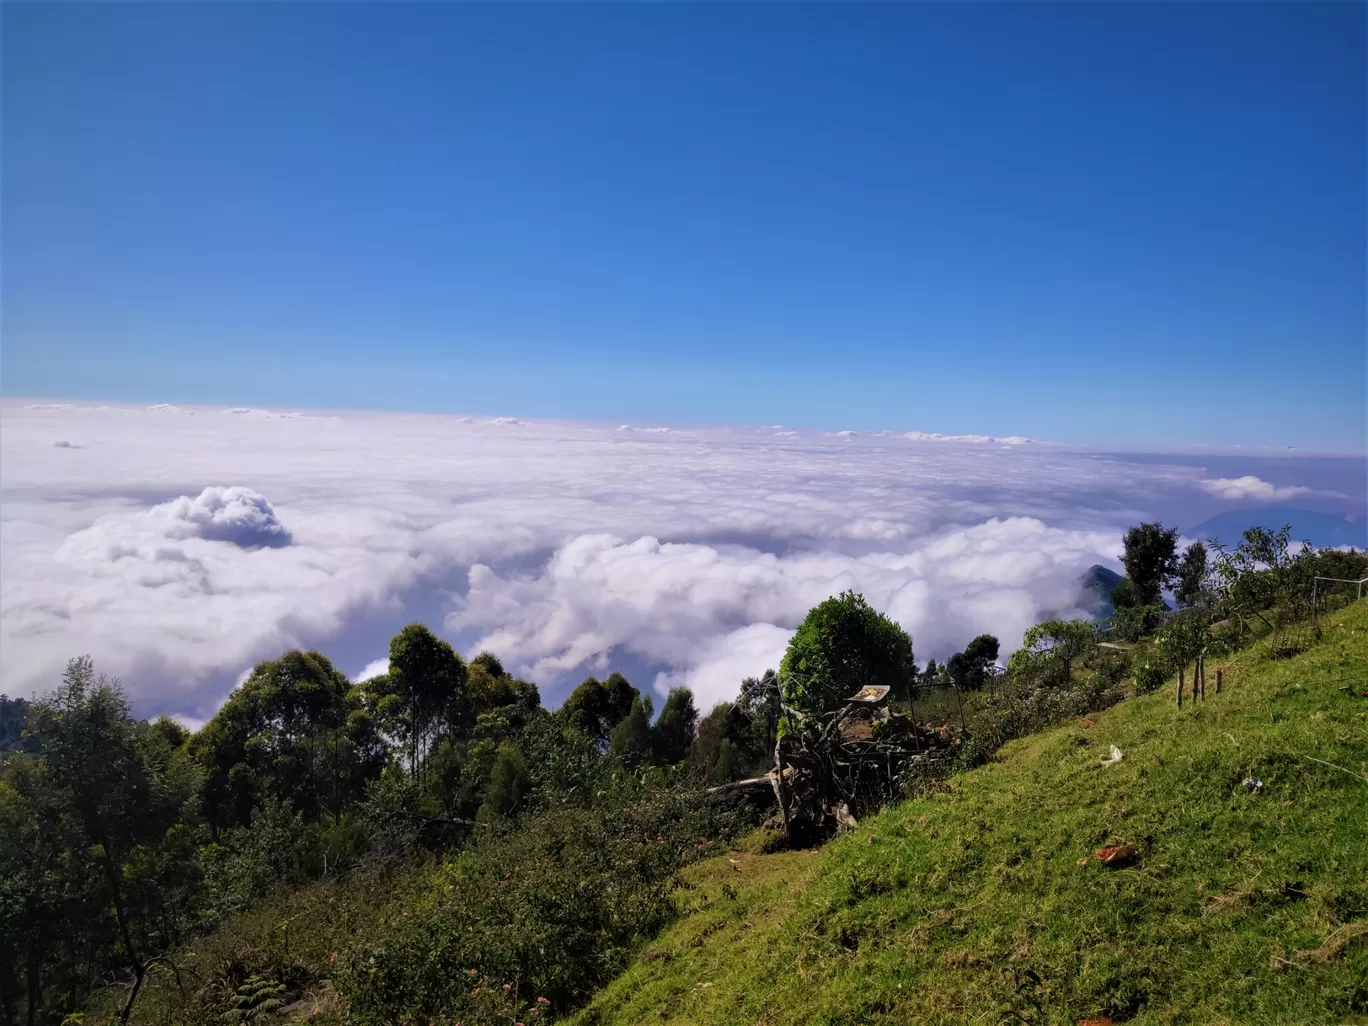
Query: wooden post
1177,666,1184,708
1198,656,1206,701
1216,668,1223,694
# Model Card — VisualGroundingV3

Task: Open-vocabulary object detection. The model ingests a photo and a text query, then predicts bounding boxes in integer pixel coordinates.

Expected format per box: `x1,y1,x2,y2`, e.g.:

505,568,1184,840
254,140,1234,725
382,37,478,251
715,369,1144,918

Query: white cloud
2,400,1354,720
355,658,389,682
1199,476,1313,502
654,624,793,710
450,518,1118,709
157,486,293,548
903,431,1037,445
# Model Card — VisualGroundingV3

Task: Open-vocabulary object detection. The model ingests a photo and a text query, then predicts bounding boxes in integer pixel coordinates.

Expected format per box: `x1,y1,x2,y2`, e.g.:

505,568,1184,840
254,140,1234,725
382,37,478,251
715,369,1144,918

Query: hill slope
571,602,1368,1026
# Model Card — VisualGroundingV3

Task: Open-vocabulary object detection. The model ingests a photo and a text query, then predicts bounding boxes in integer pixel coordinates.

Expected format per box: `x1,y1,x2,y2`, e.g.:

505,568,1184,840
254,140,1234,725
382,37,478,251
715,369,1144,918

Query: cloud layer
2,401,1361,720
1198,475,1316,502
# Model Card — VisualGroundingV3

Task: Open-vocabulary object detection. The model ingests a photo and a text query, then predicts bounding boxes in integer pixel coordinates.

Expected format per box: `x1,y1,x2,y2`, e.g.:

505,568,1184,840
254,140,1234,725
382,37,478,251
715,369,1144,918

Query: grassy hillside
571,601,1368,1026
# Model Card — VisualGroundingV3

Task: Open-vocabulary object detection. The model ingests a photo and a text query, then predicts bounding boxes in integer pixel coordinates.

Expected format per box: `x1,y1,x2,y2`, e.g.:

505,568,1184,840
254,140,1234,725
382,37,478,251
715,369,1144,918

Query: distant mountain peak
1079,564,1125,621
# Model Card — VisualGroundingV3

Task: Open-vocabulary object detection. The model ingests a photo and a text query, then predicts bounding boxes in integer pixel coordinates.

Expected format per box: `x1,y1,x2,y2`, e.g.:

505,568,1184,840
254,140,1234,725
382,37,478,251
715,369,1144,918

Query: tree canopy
1121,522,1180,606
779,591,914,732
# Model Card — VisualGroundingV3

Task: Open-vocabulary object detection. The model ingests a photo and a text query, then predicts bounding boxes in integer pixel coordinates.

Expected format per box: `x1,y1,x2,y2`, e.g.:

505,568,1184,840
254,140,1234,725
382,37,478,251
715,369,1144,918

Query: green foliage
1133,660,1166,695
477,742,532,821
654,687,699,766
559,672,639,741
340,788,752,1024
946,634,1000,690
1121,521,1180,606
1021,618,1097,681
779,591,915,733
200,797,316,917
0,695,31,756
221,974,287,1023
1174,539,1210,607
1155,610,1212,674
195,650,383,831
1106,602,1166,642
608,695,656,770
385,623,469,782
3,658,204,1023
1108,575,1138,609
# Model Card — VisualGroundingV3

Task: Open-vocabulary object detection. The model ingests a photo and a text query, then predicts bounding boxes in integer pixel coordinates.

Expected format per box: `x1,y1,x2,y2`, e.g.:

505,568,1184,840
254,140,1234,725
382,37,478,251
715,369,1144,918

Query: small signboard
846,684,890,705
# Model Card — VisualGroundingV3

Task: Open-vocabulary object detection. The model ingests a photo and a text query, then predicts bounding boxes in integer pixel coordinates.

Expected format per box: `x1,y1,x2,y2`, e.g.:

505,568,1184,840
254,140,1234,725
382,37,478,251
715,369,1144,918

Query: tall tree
1174,540,1210,607
559,673,638,742
477,743,532,821
946,634,1000,690
653,688,698,765
25,659,187,1023
1121,522,1180,606
387,624,468,783
779,591,915,732
608,695,655,770
196,650,383,831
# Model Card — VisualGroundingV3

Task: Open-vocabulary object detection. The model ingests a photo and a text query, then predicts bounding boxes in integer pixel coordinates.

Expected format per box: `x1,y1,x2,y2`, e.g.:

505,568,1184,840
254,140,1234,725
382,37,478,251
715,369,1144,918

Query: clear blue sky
3,3,1364,450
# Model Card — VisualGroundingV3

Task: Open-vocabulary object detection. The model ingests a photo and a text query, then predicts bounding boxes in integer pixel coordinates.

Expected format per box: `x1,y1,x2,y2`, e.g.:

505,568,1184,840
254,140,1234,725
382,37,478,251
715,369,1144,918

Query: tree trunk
1177,666,1184,708
118,964,146,1025
773,737,791,843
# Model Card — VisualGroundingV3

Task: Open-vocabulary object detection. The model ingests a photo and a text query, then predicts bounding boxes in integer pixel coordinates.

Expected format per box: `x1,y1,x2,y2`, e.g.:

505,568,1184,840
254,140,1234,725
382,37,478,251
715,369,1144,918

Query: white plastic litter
1242,777,1263,792
1101,745,1124,766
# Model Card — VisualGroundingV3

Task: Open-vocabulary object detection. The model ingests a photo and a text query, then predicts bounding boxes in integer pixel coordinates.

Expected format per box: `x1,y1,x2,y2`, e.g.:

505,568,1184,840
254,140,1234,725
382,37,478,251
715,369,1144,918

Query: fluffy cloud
448,518,1119,709
1199,476,1313,502
2,401,1359,721
156,486,293,548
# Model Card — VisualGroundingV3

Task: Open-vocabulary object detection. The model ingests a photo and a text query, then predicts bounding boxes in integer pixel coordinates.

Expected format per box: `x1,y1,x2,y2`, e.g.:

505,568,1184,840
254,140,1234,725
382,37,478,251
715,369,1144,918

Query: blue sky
3,3,1364,450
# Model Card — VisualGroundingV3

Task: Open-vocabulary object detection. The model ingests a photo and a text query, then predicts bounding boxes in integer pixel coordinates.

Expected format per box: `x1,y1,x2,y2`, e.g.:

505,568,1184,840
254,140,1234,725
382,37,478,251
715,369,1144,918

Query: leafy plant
221,974,287,1023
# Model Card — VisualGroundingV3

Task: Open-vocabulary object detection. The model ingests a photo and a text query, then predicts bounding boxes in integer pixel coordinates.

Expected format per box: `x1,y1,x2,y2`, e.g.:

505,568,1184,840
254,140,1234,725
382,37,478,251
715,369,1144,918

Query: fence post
1177,666,1184,708
1216,668,1223,694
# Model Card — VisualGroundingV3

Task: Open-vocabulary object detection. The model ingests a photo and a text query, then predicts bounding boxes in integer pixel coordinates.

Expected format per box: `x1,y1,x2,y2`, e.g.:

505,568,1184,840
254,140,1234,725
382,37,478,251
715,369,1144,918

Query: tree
946,634,1000,690
1174,541,1209,607
1121,522,1180,606
559,673,638,742
779,591,914,733
728,670,781,769
1155,612,1211,705
196,650,383,831
686,704,734,784
1211,525,1314,635
478,743,532,821
653,688,698,765
25,658,190,1023
1021,619,1097,681
387,624,468,783
608,695,655,770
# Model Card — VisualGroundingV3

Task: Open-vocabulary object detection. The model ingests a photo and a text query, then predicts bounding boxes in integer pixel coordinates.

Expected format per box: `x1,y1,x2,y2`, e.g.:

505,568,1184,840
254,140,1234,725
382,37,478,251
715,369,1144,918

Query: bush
339,788,754,1024
1133,661,1166,695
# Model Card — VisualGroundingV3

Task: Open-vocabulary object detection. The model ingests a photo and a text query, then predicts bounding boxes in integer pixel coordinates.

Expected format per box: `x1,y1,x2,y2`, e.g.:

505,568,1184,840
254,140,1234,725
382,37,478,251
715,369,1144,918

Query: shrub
339,788,754,1024
1134,661,1166,695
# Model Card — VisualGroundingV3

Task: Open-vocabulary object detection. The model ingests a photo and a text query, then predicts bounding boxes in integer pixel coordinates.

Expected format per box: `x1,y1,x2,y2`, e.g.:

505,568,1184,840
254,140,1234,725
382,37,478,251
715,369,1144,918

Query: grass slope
571,602,1368,1026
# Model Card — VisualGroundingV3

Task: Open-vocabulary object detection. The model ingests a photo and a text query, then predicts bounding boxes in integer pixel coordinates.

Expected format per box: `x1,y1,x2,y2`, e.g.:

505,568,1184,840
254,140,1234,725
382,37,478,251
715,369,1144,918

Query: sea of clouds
2,400,1360,726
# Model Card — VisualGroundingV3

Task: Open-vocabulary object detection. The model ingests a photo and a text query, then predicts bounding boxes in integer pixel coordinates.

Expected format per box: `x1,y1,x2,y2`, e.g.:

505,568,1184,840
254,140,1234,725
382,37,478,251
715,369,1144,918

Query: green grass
570,602,1368,1026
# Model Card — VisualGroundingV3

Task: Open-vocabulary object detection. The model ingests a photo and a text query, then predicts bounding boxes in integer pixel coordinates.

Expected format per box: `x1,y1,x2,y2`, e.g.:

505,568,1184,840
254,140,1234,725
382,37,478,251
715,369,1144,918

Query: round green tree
779,590,914,733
